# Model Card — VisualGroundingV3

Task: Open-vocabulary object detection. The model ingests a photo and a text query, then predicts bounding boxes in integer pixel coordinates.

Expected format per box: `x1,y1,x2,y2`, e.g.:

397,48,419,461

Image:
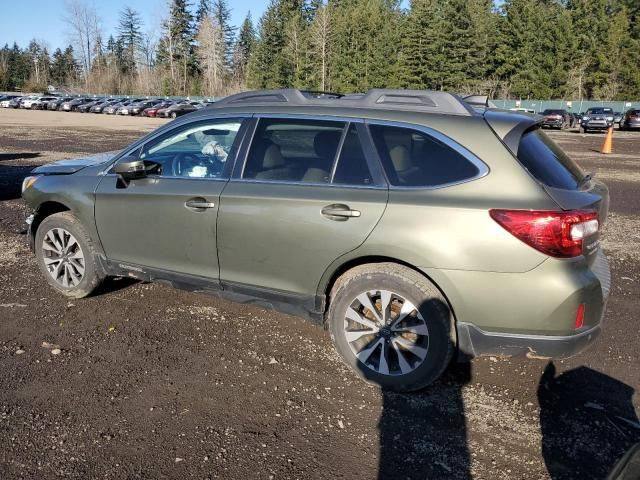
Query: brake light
489,209,599,258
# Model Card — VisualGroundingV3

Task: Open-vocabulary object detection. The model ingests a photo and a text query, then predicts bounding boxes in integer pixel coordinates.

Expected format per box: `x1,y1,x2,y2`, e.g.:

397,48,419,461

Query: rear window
517,128,584,190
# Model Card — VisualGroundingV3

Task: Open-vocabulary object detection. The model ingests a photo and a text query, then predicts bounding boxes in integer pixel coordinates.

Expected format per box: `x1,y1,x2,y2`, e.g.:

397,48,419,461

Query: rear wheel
327,263,454,392
35,212,104,298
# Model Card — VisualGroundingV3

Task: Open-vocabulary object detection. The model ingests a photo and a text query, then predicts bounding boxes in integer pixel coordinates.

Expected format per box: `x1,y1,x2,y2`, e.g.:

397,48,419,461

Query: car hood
32,151,119,175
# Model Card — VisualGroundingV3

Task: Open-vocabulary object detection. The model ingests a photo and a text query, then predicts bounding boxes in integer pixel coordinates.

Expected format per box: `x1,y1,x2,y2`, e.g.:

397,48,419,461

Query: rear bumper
447,251,611,360
457,322,601,359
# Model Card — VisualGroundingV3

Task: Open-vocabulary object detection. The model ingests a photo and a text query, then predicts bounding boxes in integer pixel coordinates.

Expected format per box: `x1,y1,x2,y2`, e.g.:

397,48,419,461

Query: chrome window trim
365,119,490,190
229,177,387,190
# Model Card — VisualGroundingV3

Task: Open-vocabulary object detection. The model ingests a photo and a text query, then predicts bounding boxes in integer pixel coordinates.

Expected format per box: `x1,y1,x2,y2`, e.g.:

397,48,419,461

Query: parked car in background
21,88,610,392
30,96,59,110
613,112,623,126
157,100,203,118
126,99,163,116
141,101,174,117
76,99,105,113
115,99,149,115
619,109,640,131
60,97,93,112
541,109,571,129
581,107,615,133
103,102,126,115
89,100,121,114
114,99,145,115
0,95,20,107
47,97,74,110
13,95,37,108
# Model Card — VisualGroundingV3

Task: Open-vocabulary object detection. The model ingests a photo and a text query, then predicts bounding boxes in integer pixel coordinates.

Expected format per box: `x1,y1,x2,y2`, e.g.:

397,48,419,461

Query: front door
217,117,389,296
94,116,248,280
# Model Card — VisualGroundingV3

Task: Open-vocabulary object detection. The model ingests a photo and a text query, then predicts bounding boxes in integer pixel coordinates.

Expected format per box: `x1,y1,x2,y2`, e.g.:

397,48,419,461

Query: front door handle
185,197,216,210
321,204,361,220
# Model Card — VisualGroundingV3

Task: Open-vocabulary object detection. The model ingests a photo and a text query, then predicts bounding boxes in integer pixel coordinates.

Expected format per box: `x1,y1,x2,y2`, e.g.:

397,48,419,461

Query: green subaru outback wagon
22,89,610,391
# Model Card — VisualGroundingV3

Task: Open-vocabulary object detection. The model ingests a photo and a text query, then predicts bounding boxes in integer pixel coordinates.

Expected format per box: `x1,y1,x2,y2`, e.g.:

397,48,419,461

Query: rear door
217,116,388,297
94,115,249,280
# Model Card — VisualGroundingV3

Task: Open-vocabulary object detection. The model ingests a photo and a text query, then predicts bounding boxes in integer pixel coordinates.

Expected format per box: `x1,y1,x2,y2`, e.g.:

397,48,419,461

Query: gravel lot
1,108,639,479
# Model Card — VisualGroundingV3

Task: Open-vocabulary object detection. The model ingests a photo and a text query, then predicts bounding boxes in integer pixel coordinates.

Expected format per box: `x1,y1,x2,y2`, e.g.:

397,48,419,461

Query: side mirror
114,156,146,184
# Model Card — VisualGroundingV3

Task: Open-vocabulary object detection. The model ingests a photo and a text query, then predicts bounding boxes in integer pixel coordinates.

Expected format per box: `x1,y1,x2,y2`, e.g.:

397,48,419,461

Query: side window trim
363,119,490,189
327,122,349,183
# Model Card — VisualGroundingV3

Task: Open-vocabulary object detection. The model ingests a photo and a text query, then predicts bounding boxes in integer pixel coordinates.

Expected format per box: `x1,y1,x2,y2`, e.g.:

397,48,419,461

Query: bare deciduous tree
63,0,101,85
310,5,331,91
197,15,226,96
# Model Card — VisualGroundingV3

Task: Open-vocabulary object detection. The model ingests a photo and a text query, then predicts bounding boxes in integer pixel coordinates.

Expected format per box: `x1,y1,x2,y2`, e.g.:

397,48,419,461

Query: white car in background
21,96,47,109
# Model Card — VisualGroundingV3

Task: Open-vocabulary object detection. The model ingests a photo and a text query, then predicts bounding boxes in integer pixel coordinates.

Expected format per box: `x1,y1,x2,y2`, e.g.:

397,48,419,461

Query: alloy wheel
343,290,429,376
41,228,85,288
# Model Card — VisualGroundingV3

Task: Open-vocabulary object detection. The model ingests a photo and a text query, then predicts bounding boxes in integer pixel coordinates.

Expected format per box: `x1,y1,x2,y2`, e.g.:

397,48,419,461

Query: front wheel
327,263,454,392
35,212,105,298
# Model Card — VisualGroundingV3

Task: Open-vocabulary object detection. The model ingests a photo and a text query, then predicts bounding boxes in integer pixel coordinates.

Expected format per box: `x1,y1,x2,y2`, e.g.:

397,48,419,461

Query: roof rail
212,88,477,116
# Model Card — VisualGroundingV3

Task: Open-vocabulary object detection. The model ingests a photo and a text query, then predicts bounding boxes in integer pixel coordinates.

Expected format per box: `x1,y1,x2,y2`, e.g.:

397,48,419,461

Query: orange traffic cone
601,127,613,154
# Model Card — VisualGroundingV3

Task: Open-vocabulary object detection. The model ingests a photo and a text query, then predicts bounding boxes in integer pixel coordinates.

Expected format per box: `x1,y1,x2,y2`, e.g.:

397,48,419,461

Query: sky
0,0,269,51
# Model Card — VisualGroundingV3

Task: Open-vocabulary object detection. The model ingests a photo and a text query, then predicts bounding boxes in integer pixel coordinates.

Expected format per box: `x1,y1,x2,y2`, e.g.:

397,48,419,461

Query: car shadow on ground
378,362,472,479
0,153,41,201
92,276,140,296
0,152,41,161
538,362,640,479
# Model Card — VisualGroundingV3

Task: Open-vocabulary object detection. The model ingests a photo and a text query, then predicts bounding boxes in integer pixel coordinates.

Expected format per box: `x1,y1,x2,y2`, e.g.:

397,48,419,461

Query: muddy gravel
0,110,638,479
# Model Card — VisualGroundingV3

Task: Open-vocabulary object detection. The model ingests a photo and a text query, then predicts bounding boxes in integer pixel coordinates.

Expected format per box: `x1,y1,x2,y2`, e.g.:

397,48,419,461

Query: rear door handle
185,198,216,210
321,204,361,220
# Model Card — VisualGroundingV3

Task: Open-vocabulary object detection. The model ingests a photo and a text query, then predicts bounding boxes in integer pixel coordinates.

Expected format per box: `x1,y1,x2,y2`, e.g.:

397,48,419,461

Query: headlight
21,175,40,193
582,117,589,121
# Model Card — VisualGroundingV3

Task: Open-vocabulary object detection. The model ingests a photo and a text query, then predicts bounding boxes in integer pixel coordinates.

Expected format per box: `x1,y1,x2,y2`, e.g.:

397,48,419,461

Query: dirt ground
0,108,638,480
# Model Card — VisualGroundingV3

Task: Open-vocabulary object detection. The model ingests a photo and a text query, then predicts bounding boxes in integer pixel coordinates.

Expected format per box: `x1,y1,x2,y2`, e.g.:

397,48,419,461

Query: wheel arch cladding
31,201,71,243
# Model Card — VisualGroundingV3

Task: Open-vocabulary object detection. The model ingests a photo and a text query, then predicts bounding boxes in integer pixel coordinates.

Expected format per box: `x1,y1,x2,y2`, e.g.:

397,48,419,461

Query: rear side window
517,128,584,190
369,124,480,187
243,118,345,183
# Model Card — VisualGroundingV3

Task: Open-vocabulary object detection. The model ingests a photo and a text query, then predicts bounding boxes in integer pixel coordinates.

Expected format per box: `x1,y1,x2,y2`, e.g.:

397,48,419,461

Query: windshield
587,108,613,115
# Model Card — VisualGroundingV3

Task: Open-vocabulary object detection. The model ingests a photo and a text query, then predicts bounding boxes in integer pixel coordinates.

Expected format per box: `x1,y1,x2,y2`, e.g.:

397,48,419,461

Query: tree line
1,0,639,100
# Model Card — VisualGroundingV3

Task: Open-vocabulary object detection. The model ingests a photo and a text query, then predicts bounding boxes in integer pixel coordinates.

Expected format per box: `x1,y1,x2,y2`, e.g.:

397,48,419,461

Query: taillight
489,209,599,258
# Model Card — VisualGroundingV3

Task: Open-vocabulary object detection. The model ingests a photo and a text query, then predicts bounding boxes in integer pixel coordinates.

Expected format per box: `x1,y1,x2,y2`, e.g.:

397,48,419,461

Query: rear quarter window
369,124,481,187
517,128,584,190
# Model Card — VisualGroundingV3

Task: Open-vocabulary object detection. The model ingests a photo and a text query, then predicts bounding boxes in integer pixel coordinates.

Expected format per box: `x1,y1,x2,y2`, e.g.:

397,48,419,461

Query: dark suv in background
581,107,615,133
21,89,610,392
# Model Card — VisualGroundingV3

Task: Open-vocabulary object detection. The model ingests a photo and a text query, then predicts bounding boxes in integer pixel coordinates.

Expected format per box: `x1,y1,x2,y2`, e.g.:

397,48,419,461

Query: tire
171,111,177,119
35,212,104,298
327,263,455,392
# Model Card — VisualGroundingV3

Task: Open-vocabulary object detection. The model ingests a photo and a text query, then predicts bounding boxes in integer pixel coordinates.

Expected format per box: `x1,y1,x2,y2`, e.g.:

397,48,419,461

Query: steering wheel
171,152,202,177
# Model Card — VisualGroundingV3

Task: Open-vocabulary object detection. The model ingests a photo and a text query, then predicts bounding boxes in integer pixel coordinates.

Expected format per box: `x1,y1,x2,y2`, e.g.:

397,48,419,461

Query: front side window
139,118,243,178
243,118,345,183
369,124,480,187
